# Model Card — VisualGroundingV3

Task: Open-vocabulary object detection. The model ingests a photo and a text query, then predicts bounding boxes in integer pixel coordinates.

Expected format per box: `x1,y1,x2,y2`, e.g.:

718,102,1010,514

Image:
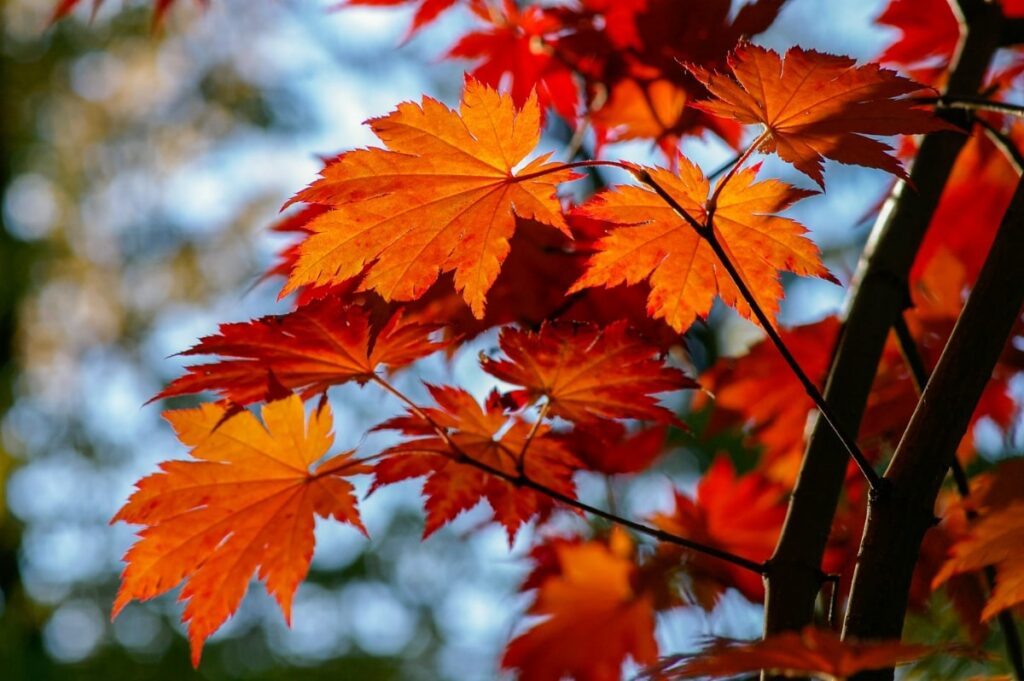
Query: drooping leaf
112,395,368,665
502,529,658,681
155,299,444,405
934,498,1024,620
480,321,696,424
649,457,786,607
371,384,579,541
689,44,954,187
654,627,933,680
283,78,580,318
571,156,832,332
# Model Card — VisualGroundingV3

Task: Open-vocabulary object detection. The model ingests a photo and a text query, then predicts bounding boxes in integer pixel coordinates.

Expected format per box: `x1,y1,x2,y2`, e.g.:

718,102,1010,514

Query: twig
924,94,1024,118
370,375,766,575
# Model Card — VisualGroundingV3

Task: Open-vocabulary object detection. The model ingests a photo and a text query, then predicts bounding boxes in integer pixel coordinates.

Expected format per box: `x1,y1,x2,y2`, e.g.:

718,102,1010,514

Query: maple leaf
655,627,933,680
371,384,579,541
155,299,444,405
448,0,580,123
934,499,1024,621
283,78,580,318
112,395,368,665
480,321,696,424
875,0,959,85
559,420,668,475
649,457,786,607
502,529,658,681
570,156,832,333
689,44,954,187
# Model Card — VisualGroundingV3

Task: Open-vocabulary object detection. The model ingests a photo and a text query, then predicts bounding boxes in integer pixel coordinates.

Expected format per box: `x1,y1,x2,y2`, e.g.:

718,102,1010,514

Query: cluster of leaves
54,0,1024,678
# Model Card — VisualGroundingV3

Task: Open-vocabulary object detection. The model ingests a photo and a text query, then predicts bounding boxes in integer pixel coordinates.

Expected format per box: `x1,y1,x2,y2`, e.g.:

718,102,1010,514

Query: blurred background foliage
0,1,1015,679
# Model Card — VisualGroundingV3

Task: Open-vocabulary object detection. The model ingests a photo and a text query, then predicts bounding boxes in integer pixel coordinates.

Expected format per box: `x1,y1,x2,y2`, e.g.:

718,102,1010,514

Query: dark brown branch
843,175,1024,680
1003,17,1024,46
891,315,1024,681
370,376,767,575
763,0,1004,641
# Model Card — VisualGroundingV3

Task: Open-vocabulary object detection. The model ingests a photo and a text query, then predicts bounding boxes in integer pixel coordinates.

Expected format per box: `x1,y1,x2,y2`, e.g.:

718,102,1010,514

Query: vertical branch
843,176,1024,680
763,0,1004,639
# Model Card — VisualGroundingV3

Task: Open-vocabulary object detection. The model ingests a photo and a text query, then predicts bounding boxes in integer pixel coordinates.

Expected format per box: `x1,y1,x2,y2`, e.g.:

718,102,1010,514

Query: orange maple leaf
371,384,579,541
283,78,580,318
650,457,786,607
570,156,832,332
155,300,444,405
480,321,697,424
112,395,368,665
502,529,658,681
655,627,933,680
934,498,1024,621
689,44,953,187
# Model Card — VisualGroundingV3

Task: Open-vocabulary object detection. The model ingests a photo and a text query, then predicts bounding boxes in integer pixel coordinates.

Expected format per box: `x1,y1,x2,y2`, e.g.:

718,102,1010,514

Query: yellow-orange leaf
570,157,832,333
657,627,933,680
934,499,1024,621
689,44,953,187
502,529,658,681
112,395,368,666
284,78,580,317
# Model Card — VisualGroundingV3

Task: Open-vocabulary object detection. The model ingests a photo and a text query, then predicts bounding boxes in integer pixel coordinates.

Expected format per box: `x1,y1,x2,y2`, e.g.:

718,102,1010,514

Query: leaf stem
708,132,767,217
516,399,551,476
632,168,884,491
370,375,766,575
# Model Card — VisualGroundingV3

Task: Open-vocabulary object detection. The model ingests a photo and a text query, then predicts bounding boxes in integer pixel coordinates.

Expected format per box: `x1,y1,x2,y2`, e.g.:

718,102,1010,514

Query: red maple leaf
155,299,445,405
480,321,696,424
371,384,580,541
689,44,954,186
502,529,658,681
649,457,786,607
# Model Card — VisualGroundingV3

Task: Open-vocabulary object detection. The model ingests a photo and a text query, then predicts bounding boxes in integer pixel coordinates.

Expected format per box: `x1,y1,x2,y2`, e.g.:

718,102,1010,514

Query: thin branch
370,375,766,575
924,94,1024,118
630,167,883,491
891,314,1024,681
976,116,1024,172
708,132,767,215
